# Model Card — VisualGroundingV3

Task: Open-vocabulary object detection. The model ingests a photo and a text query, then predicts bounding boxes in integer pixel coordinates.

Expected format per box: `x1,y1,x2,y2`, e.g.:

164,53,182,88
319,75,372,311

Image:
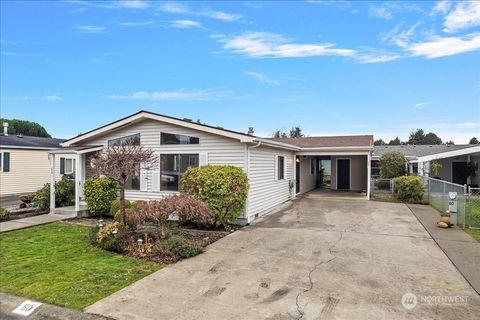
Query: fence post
463,185,467,229
443,182,446,212
427,178,430,204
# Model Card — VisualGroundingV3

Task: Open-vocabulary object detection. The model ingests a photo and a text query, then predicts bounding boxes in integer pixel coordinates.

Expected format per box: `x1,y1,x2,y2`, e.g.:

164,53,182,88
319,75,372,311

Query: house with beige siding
0,127,73,199
49,111,373,223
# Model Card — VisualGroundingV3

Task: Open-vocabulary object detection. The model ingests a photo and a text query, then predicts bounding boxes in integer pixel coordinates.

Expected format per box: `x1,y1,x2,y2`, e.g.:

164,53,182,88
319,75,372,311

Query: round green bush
180,165,249,228
111,199,131,217
152,235,201,259
83,177,117,216
380,151,406,179
394,176,425,203
0,208,10,221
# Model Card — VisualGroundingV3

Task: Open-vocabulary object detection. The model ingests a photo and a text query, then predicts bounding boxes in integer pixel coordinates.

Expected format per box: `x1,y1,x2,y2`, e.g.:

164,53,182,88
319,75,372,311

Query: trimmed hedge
180,165,249,228
394,176,425,203
83,177,117,216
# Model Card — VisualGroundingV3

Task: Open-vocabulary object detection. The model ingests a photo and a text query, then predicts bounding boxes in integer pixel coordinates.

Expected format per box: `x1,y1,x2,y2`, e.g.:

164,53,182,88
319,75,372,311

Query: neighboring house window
160,154,199,191
64,159,76,174
161,132,199,145
125,163,140,190
310,158,316,175
108,133,140,146
2,152,9,172
277,156,285,180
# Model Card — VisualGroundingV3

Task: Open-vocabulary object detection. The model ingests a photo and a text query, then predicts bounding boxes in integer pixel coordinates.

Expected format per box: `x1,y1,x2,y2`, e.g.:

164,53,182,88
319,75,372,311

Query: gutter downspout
245,140,262,223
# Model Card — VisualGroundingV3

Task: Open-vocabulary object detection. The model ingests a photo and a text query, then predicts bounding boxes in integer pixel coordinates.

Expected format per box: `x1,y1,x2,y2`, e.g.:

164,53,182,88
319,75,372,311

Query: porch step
52,206,90,217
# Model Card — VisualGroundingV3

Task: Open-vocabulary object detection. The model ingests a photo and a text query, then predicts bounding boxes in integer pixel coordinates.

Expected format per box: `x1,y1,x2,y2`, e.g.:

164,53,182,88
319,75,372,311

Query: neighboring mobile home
0,123,71,199
50,111,374,223
372,145,480,186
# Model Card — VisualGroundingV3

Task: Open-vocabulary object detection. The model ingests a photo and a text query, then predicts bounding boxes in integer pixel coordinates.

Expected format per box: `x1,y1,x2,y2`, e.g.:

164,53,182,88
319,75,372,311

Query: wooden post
49,153,56,212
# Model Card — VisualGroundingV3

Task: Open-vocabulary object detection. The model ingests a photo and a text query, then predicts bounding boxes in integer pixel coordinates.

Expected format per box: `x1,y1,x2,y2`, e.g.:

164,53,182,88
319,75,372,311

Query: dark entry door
296,158,300,193
452,161,468,185
337,159,350,190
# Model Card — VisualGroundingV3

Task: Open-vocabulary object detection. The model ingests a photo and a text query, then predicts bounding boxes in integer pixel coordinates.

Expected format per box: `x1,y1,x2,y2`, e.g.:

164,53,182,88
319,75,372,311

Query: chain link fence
426,177,468,228
467,187,480,229
370,178,394,199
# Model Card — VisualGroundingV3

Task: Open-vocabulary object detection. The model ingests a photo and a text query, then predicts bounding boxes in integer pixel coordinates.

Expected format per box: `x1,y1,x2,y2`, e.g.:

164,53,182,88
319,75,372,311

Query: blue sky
1,0,479,143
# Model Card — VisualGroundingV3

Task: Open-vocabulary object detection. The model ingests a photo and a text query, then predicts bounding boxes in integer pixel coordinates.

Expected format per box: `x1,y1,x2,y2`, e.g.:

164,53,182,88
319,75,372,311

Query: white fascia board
296,150,371,156
300,146,373,151
61,111,255,147
411,146,480,163
254,138,301,151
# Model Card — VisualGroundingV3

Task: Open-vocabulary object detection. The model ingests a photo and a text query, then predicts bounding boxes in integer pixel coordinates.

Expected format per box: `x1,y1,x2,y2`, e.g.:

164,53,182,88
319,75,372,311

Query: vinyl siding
298,156,317,194
78,119,247,202
0,148,73,197
247,145,294,220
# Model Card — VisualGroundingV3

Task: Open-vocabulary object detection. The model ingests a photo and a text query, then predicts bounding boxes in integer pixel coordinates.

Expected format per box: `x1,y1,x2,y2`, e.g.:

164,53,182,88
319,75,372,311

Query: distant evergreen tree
0,118,51,137
470,137,479,144
374,139,386,146
388,137,401,145
289,126,303,138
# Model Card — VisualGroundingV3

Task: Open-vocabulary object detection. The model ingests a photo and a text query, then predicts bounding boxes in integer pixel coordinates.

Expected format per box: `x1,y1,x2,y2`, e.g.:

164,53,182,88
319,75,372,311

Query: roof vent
183,118,192,122
248,127,254,135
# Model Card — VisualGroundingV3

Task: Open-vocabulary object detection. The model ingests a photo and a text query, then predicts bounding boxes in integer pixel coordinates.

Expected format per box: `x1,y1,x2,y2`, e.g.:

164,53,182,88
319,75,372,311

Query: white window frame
276,155,286,181
64,158,76,174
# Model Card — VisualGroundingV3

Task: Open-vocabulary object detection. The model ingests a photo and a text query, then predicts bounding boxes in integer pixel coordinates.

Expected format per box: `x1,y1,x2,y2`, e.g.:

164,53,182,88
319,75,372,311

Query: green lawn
0,223,162,310
465,229,480,243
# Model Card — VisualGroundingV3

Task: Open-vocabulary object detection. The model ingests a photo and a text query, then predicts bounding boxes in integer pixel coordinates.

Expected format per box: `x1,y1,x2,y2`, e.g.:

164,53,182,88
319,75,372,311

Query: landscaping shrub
125,200,172,225
394,176,425,203
32,177,75,211
111,199,131,217
180,165,249,228
94,221,130,253
164,194,214,227
152,235,201,259
374,179,391,190
83,177,117,216
380,152,406,179
0,208,10,221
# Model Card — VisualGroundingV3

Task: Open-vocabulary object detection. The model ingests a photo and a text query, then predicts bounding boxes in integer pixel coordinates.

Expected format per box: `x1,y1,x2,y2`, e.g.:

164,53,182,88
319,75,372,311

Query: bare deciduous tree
90,139,157,224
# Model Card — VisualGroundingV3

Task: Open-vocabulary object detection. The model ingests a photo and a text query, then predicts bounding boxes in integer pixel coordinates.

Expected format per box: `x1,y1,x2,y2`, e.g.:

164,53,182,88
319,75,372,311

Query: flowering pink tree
91,139,156,225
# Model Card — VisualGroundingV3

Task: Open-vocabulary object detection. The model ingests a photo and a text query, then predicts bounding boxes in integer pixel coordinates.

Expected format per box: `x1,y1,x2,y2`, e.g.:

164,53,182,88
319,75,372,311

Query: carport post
49,153,56,212
367,152,371,200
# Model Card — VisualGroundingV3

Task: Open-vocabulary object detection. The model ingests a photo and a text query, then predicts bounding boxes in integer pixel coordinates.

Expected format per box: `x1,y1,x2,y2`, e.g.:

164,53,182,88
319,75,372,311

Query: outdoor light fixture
137,238,144,245
296,158,300,163
98,219,104,228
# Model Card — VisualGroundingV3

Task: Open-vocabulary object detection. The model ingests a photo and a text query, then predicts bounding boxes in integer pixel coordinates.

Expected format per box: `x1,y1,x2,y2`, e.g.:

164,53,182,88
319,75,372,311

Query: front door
337,159,350,190
452,161,468,185
296,158,300,193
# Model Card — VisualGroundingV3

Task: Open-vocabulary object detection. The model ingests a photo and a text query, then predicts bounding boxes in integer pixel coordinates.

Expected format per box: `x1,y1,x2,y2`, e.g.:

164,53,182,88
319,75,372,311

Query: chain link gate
467,187,480,229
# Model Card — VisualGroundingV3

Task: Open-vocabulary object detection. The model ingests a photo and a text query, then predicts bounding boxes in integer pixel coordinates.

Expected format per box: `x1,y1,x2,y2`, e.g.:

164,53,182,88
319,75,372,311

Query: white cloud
1,51,35,57
244,71,280,85
108,89,229,101
443,1,480,33
407,33,480,58
457,122,479,128
117,21,154,27
356,53,402,63
170,20,202,29
160,2,242,22
431,0,451,15
116,0,148,9
43,95,63,101
369,6,393,20
217,32,356,58
77,25,105,33
414,102,427,108
66,0,148,10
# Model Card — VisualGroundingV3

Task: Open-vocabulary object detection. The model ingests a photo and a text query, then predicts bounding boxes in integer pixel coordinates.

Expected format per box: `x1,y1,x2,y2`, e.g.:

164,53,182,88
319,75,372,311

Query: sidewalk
0,213,76,233
0,293,110,320
409,204,480,295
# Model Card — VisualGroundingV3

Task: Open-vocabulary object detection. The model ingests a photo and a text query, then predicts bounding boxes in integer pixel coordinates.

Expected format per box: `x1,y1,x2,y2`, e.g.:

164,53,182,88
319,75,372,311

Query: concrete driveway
87,193,480,320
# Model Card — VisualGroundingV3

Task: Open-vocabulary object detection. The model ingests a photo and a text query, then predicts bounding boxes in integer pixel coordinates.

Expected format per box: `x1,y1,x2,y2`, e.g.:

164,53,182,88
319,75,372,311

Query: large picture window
108,133,140,146
160,154,199,191
161,132,199,145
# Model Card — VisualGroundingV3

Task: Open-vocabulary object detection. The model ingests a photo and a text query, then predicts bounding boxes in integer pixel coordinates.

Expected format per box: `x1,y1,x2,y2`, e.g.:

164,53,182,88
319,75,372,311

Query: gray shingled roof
373,144,477,159
267,135,374,148
0,134,65,149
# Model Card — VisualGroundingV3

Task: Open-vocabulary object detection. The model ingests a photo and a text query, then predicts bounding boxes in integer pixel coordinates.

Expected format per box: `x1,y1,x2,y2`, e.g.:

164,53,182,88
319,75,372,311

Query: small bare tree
90,139,157,225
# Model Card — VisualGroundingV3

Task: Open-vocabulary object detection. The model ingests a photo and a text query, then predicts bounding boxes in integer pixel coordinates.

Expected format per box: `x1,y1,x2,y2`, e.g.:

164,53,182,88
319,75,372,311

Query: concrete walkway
87,194,480,320
0,213,76,233
409,204,480,295
0,293,110,320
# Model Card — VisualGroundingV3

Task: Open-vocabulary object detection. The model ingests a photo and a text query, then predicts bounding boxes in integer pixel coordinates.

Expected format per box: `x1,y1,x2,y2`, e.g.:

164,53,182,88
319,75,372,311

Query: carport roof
372,144,477,159
267,135,374,148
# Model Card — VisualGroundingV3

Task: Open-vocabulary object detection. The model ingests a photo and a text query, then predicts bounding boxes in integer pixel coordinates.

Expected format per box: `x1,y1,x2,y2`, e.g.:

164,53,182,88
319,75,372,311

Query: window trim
160,132,200,145
160,153,200,191
107,133,141,146
64,158,76,174
276,155,286,181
